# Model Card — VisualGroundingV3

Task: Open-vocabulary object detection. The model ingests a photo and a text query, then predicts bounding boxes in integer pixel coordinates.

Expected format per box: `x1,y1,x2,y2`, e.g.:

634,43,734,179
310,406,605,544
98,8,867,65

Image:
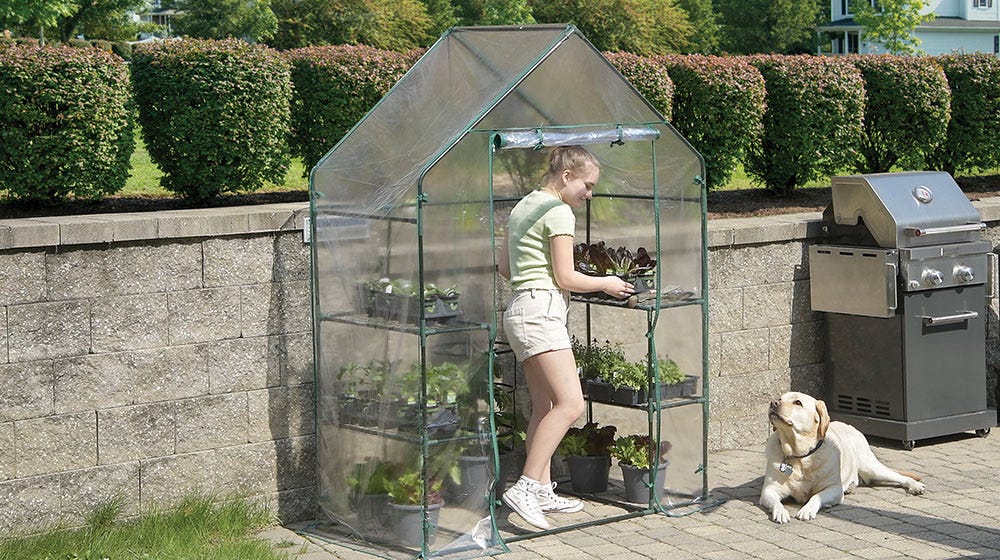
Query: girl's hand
602,276,635,299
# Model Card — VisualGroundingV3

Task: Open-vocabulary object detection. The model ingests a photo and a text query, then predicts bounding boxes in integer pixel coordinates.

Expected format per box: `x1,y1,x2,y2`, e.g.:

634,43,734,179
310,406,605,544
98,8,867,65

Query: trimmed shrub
132,39,292,201
111,42,133,61
604,51,673,121
658,54,765,189
746,55,865,195
848,55,950,173
0,44,135,202
284,45,420,174
926,53,1000,175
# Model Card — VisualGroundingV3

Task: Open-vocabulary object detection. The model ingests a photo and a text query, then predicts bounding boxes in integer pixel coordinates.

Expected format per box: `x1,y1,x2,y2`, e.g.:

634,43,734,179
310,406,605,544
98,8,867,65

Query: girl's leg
521,348,585,483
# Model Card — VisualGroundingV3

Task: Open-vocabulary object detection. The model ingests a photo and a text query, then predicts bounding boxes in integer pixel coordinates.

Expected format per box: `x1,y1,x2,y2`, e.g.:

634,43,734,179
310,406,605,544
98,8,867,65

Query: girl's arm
550,235,634,296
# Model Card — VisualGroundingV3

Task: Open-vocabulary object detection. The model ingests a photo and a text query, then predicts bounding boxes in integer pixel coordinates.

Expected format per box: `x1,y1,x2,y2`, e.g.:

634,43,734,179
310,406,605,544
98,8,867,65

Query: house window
995,35,999,53
848,33,860,53
842,0,848,16
974,0,993,8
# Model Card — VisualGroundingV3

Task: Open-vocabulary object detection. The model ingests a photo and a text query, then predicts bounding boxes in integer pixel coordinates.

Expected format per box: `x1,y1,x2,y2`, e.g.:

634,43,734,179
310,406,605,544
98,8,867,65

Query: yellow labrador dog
760,391,925,524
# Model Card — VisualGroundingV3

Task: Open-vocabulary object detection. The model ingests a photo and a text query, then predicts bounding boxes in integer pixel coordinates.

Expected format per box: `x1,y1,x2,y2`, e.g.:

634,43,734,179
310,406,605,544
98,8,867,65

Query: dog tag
779,462,793,475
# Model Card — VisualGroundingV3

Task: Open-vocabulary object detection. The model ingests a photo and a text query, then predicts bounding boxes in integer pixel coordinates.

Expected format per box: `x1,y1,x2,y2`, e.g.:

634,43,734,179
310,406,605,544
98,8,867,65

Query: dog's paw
795,503,821,521
906,480,926,495
770,505,791,524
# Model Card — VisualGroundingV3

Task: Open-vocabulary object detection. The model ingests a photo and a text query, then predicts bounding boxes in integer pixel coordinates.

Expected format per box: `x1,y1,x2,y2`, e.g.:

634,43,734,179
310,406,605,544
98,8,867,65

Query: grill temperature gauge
922,268,944,286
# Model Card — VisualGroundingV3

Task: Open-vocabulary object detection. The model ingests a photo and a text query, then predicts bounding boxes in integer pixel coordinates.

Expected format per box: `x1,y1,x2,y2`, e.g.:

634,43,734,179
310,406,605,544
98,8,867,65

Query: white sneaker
502,476,550,529
536,481,584,514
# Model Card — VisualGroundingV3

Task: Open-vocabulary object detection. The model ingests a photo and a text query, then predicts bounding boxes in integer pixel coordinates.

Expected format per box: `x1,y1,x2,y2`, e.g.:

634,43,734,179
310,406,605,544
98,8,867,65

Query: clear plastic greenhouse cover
309,23,705,558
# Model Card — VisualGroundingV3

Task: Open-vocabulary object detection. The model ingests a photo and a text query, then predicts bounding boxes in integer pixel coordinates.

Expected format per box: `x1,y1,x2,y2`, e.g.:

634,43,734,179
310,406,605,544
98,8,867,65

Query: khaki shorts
503,288,571,362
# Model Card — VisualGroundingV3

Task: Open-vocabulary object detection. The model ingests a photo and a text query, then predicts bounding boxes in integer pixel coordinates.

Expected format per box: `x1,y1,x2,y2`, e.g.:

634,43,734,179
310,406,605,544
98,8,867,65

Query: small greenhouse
308,24,711,559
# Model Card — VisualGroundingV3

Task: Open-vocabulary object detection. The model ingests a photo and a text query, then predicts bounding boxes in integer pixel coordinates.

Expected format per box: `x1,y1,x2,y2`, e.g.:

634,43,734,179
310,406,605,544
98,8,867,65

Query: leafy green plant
610,435,672,470
572,337,632,382
346,460,396,495
557,422,617,457
386,470,444,505
656,357,687,386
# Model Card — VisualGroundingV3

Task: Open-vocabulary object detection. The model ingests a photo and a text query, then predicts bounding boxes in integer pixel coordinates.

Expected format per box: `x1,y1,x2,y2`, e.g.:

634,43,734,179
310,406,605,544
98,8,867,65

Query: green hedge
0,44,134,202
657,54,765,190
848,55,950,173
604,51,673,121
927,53,1000,175
746,55,865,195
131,38,292,201
284,45,421,174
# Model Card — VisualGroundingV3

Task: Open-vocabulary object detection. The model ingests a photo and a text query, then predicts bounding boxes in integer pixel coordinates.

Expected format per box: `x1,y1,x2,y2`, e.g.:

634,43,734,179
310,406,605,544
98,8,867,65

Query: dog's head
768,391,830,445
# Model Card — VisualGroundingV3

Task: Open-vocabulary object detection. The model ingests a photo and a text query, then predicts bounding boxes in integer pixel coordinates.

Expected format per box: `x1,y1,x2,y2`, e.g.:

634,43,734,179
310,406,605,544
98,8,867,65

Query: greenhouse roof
311,24,673,206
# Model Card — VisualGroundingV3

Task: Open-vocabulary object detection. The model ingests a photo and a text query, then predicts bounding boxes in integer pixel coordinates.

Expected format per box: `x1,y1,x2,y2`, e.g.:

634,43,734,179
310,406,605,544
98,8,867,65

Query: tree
530,0,693,55
717,0,822,54
55,0,153,43
481,0,534,25
852,0,934,55
169,0,278,43
1,0,75,43
419,0,458,37
270,0,434,51
675,0,718,53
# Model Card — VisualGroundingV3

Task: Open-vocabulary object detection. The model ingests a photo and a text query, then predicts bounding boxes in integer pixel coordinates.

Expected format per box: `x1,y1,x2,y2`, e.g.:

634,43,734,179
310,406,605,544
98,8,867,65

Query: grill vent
836,394,893,417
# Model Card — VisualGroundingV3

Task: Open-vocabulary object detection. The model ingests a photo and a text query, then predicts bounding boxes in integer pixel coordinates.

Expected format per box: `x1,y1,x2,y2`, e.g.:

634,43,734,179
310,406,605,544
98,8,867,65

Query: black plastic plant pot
629,273,656,294
338,394,360,424
611,385,648,406
620,460,668,503
353,492,389,526
424,297,461,322
661,375,698,400
353,282,374,316
586,379,614,404
388,295,422,323
566,454,611,493
390,501,443,548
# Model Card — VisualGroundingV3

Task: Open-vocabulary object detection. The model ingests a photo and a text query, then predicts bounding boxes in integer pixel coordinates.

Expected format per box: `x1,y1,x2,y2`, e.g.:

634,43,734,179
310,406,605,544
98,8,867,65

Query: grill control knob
922,268,944,286
955,265,975,283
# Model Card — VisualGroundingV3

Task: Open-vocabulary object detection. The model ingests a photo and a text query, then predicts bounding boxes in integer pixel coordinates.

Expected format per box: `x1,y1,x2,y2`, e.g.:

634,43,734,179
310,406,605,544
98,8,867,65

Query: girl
497,145,634,529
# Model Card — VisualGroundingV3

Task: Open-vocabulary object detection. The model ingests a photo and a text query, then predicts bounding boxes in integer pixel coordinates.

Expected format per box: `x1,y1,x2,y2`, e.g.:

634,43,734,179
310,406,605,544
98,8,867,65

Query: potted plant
657,357,698,399
608,360,648,406
572,241,657,299
573,338,632,404
557,422,617,493
386,470,445,547
610,435,672,503
346,459,395,525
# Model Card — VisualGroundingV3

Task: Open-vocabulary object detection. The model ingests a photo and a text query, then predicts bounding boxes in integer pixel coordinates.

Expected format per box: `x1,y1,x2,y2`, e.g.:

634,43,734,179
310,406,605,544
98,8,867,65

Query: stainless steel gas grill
809,171,997,449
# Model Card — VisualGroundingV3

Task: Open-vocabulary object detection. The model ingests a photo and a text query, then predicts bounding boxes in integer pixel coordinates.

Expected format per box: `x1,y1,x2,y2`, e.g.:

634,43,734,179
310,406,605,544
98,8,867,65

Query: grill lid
829,171,984,248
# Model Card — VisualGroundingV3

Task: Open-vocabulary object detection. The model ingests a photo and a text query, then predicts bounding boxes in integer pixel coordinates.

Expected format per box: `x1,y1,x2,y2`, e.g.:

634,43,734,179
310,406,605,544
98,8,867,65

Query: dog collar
779,439,824,475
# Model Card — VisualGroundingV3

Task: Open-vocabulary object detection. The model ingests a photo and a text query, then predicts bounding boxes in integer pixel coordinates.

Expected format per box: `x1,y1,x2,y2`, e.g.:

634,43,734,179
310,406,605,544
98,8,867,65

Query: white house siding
920,29,997,53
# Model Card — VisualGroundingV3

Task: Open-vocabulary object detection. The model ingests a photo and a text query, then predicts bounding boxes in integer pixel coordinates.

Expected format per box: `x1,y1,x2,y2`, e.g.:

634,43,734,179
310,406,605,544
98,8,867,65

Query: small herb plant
557,422,617,457
610,435,672,470
657,357,687,385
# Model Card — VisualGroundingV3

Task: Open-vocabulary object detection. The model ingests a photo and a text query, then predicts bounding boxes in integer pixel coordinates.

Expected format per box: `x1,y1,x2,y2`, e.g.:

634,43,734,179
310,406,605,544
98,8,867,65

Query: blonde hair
545,145,600,184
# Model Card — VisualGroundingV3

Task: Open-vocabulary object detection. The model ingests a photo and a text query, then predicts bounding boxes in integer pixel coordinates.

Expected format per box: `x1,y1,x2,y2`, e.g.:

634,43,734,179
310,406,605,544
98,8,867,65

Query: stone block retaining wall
1,199,998,534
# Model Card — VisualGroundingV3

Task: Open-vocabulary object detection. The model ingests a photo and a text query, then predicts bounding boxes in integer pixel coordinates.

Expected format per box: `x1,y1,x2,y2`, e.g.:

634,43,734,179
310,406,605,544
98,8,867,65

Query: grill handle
903,223,986,237
886,262,897,312
920,311,979,326
988,252,998,299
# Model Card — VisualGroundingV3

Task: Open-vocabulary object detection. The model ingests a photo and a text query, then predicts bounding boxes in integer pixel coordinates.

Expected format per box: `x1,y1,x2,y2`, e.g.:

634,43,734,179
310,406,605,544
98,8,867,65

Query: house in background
819,0,1000,54
136,0,177,38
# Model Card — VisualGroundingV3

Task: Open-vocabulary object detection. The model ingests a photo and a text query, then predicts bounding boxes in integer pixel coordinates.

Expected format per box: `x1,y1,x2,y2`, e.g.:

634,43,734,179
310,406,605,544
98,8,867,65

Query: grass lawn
123,135,309,198
0,496,298,560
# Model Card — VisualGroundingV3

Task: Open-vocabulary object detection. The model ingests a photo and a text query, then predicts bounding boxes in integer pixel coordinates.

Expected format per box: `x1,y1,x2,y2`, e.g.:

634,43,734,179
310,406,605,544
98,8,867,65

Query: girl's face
559,162,600,208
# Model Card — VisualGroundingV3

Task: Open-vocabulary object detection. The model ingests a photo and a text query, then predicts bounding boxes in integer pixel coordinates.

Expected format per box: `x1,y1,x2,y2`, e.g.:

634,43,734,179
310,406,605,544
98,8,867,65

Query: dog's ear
815,399,831,440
